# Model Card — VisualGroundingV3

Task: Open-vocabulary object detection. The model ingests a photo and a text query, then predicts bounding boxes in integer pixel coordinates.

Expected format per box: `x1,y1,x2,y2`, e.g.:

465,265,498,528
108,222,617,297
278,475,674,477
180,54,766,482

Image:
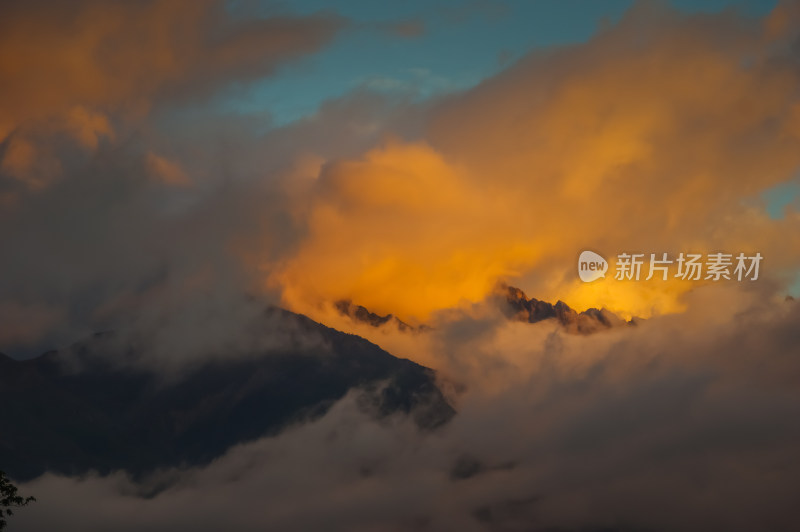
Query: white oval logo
578,250,608,282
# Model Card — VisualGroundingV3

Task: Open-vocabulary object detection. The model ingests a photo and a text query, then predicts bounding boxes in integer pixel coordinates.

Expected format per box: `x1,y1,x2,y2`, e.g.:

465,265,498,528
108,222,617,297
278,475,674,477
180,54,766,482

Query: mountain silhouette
0,307,454,482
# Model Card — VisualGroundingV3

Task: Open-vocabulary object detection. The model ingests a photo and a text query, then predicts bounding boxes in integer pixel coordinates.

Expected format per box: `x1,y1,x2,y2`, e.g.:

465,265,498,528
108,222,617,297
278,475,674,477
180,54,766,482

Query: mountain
0,307,454,482
337,286,636,336
334,300,426,332
499,285,637,334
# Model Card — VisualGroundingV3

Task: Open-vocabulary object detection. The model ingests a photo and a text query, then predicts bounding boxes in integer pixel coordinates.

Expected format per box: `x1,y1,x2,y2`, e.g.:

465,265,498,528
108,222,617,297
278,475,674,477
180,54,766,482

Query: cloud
273,140,539,322
146,152,191,187
0,0,396,358
272,1,800,323
0,0,343,188
12,292,800,531
0,0,343,124
0,82,423,358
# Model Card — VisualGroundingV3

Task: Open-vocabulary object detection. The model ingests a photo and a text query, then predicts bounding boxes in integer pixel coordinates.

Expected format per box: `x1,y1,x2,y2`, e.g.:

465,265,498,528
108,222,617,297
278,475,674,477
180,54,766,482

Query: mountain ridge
335,285,638,335
499,284,639,334
0,307,455,482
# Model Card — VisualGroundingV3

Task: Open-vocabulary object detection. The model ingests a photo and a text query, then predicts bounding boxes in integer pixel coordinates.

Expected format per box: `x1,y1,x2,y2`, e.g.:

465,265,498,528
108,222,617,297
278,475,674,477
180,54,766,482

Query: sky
223,0,780,125
3,1,800,530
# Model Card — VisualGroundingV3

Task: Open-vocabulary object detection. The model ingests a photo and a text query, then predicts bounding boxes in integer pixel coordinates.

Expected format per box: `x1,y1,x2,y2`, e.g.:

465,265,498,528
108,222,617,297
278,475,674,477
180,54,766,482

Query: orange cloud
146,152,191,187
273,141,542,321
64,106,114,150
0,0,343,189
273,3,800,322
0,0,342,125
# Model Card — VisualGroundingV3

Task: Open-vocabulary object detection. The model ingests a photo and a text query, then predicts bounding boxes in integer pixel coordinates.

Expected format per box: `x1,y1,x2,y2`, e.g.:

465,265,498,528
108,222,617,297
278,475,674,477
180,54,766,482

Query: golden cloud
273,2,800,322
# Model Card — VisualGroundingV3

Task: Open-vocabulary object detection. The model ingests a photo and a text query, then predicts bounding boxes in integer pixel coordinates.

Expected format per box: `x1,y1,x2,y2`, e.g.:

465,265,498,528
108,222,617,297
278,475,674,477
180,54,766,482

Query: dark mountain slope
0,308,454,482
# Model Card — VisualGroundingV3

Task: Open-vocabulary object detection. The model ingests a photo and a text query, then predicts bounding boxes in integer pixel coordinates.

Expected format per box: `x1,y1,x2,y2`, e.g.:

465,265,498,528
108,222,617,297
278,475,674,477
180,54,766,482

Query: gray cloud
11,293,800,531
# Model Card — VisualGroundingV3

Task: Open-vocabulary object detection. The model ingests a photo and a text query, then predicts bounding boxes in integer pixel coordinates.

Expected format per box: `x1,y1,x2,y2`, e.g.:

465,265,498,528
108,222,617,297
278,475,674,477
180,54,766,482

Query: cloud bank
13,290,800,531
274,1,800,323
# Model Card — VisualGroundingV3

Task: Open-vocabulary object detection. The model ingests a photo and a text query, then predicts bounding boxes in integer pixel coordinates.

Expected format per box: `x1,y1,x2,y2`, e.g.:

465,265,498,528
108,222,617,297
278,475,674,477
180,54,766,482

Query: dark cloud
0,87,424,358
0,0,426,359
